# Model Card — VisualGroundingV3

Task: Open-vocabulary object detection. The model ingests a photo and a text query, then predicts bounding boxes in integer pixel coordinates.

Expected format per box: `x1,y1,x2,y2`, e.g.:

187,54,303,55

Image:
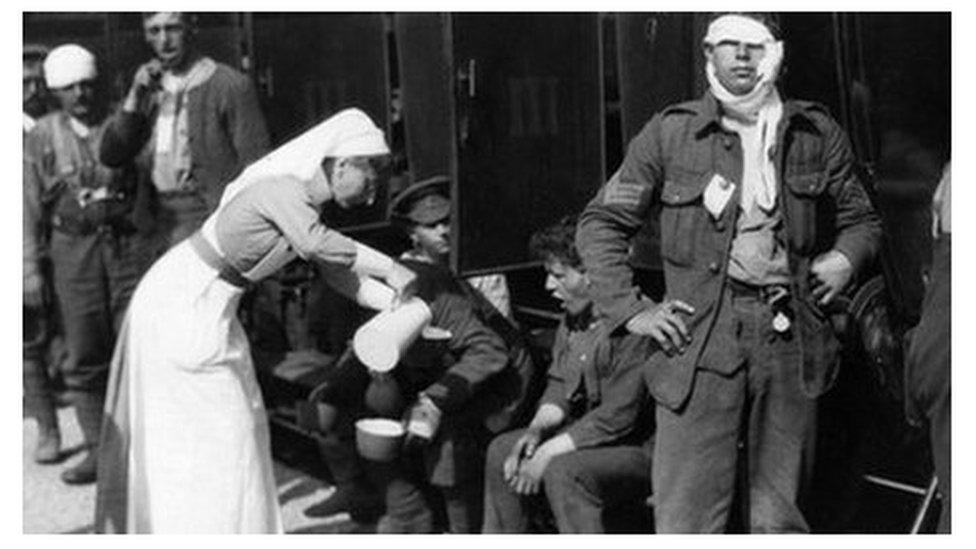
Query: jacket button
723,137,733,149
708,261,720,273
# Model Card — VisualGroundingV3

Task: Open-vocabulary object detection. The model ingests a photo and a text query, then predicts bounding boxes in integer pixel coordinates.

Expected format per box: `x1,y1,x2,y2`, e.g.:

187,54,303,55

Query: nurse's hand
385,262,417,305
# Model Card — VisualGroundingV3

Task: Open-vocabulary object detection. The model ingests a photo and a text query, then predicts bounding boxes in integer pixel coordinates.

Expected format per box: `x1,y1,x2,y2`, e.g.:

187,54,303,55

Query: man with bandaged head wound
24,44,157,485
576,13,881,532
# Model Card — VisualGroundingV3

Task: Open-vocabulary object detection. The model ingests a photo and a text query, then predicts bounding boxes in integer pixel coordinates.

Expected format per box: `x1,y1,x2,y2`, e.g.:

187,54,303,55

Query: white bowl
355,418,405,462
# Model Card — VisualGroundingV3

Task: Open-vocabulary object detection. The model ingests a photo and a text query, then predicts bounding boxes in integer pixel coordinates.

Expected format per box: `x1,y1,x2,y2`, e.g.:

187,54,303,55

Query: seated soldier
392,175,513,319
483,216,655,533
306,178,536,532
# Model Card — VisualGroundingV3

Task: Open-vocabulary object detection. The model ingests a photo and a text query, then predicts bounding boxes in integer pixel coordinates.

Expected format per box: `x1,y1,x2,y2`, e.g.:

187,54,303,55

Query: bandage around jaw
353,297,433,373
43,44,97,89
703,15,784,116
704,14,783,88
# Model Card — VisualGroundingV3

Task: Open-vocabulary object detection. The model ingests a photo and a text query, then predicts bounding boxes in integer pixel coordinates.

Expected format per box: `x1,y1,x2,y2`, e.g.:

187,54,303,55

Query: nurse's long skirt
94,240,283,533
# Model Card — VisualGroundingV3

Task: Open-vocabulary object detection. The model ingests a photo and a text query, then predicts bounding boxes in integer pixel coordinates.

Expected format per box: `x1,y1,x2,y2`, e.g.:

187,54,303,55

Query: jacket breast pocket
659,170,709,266
785,171,828,255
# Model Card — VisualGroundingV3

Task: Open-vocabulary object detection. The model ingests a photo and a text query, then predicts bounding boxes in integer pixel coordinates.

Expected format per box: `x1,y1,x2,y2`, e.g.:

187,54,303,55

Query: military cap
389,175,451,225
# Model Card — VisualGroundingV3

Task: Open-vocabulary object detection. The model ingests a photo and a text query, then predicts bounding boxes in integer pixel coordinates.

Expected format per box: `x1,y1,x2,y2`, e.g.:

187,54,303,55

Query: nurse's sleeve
261,181,396,310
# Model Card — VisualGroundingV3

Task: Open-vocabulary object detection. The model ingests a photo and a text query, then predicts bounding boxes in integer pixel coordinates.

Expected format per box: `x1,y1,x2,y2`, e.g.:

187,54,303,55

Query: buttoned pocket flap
786,172,827,197
662,170,710,205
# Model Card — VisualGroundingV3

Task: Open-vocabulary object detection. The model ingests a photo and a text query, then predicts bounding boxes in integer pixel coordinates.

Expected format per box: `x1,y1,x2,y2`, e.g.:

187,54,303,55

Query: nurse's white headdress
221,107,389,204
245,108,389,183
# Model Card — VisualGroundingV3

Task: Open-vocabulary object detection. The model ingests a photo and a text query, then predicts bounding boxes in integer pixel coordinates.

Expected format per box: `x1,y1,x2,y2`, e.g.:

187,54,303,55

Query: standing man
576,13,881,532
24,44,49,132
100,12,269,250
23,43,61,464
24,44,157,485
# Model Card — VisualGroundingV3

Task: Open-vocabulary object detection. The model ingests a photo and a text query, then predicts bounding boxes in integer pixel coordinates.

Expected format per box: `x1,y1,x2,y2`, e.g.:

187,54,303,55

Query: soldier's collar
691,93,725,137
564,301,596,332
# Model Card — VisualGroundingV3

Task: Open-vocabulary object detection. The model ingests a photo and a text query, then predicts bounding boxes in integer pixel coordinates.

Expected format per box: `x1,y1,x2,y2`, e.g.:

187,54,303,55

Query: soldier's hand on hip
810,249,853,306
626,300,696,356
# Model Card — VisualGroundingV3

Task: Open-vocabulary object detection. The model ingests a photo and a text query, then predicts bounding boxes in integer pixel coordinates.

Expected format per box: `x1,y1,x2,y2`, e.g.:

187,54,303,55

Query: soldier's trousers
483,428,652,533
24,305,57,425
49,228,155,395
653,290,816,533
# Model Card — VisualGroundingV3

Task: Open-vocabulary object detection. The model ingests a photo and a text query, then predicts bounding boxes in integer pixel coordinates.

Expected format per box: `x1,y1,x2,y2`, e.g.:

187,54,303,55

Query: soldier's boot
305,433,382,520
34,420,62,465
60,392,103,485
24,356,62,464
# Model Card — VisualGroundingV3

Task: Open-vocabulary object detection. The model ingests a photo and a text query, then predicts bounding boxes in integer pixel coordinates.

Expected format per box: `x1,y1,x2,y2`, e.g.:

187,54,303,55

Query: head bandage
704,14,784,113
704,14,775,46
43,44,97,89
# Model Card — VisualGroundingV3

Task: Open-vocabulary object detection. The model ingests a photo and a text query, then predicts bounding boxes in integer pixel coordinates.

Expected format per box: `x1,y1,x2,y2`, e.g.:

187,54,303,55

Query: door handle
644,16,659,46
456,59,477,146
457,58,476,98
258,66,275,98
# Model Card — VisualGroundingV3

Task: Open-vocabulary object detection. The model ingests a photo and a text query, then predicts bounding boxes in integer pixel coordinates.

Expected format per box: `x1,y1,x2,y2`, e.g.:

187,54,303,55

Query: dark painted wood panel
453,13,604,275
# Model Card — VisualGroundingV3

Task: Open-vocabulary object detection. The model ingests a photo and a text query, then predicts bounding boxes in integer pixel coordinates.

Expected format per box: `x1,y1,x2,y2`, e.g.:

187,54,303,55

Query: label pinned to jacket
703,173,735,219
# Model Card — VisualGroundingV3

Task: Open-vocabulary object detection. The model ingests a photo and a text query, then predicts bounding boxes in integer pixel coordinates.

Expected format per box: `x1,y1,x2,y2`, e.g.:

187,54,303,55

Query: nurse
94,108,416,533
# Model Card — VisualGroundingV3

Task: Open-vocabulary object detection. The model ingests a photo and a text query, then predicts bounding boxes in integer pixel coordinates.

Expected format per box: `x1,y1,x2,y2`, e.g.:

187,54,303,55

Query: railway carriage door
251,13,391,229
451,14,605,275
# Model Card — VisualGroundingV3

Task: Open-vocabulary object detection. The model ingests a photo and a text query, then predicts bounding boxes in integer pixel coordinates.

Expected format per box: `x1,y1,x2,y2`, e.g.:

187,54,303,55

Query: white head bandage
43,44,97,89
704,14,783,112
704,14,775,47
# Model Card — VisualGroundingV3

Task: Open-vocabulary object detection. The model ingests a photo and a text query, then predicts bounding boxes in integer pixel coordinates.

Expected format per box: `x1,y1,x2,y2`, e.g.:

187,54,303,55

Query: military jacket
578,92,882,410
